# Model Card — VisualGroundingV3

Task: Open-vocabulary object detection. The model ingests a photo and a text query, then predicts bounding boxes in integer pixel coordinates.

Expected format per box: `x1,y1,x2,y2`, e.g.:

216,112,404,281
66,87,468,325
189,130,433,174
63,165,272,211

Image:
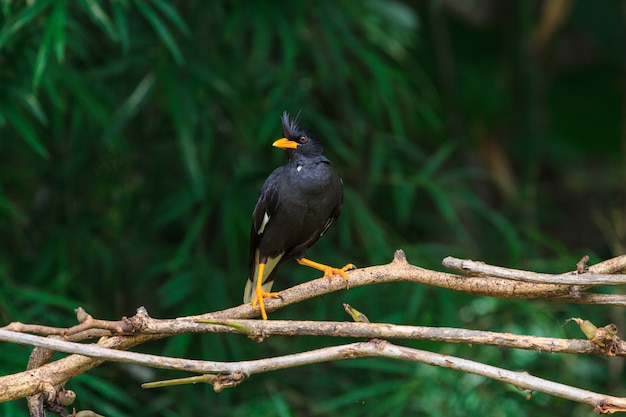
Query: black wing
320,177,343,236
283,176,343,260
248,167,282,276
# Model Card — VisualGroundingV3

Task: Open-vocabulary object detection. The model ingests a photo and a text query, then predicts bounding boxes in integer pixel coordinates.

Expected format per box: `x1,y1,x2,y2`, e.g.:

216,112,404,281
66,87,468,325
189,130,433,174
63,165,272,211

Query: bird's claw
322,263,356,280
322,264,356,289
251,290,280,320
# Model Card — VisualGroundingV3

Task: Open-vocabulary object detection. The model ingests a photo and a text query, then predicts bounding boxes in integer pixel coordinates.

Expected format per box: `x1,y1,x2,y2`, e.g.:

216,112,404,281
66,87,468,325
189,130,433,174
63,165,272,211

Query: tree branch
2,328,625,413
443,256,626,285
0,317,619,364
2,250,626,414
191,250,625,323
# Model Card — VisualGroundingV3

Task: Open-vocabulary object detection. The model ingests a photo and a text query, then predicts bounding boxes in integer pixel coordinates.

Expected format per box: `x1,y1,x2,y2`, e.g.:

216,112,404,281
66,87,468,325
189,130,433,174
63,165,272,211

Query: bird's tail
243,275,274,303
243,250,283,303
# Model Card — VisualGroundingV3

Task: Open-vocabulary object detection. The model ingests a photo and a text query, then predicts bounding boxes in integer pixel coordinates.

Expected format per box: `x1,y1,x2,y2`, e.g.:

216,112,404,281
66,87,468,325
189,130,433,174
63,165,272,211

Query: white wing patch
320,218,334,236
264,253,283,281
258,212,270,234
243,249,284,303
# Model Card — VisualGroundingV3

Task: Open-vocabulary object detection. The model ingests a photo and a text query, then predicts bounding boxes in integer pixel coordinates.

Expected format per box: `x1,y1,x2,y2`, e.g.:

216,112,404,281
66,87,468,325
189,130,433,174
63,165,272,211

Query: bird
244,111,354,320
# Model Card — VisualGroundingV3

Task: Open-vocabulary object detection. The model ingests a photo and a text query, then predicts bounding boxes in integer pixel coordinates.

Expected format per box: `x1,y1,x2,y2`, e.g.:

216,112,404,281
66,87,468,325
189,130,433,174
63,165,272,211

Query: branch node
42,385,77,417
370,338,388,351
594,400,626,414
40,382,56,402
57,389,76,407
392,249,408,264
213,371,248,393
576,255,590,274
125,314,146,333
74,307,89,324
249,331,270,343
136,306,151,318
568,286,582,300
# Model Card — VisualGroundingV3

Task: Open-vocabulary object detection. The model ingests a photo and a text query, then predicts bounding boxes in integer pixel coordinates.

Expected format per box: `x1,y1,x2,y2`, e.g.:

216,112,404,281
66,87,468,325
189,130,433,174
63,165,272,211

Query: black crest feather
281,111,302,139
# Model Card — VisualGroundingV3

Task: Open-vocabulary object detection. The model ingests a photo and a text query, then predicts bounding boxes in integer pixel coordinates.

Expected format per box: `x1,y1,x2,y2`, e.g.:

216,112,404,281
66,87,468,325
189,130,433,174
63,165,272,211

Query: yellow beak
272,138,298,150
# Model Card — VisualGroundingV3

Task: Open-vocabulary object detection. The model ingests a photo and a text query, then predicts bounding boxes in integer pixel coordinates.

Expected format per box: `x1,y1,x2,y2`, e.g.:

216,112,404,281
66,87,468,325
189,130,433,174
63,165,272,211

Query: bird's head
272,111,324,158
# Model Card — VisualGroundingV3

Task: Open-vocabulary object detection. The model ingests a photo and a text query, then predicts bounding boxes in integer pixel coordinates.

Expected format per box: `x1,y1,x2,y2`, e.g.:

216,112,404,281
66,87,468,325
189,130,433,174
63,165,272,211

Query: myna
244,112,354,319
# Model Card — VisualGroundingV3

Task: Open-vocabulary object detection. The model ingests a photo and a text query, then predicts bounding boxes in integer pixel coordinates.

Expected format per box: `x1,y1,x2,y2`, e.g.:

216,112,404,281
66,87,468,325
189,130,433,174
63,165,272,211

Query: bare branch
442,257,626,285
196,319,623,355
4,251,621,342
190,250,576,323
2,330,626,413
1,307,143,340
1,318,620,362
2,250,626,412
550,292,626,306
590,254,626,274
378,341,626,414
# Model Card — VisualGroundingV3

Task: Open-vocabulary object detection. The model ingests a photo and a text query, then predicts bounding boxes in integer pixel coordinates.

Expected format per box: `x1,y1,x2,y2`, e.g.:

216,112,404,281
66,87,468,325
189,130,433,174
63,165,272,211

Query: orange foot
297,258,356,284
251,288,280,320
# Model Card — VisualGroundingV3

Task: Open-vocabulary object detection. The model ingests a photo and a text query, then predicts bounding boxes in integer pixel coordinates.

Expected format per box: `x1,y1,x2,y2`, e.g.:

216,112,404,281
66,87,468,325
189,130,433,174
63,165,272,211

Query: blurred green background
1,1,625,416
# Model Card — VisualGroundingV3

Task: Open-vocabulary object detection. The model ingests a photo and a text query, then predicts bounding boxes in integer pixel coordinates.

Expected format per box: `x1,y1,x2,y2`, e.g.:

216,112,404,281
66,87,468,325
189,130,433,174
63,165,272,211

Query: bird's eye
299,135,308,144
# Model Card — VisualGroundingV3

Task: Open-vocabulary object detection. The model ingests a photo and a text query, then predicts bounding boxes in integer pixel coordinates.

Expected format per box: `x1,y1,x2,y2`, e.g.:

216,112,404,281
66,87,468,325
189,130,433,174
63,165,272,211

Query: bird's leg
297,258,356,282
250,263,279,320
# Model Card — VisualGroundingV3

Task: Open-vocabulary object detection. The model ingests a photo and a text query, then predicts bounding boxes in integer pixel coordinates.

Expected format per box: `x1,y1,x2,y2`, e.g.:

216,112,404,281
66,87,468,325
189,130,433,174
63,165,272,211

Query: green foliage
1,1,624,416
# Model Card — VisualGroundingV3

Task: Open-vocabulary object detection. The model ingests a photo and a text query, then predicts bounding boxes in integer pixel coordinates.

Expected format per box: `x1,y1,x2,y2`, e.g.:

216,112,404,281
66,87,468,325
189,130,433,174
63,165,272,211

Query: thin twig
0,319,619,361
1,307,143,338
590,254,626,274
194,319,622,355
442,257,626,285
549,293,626,306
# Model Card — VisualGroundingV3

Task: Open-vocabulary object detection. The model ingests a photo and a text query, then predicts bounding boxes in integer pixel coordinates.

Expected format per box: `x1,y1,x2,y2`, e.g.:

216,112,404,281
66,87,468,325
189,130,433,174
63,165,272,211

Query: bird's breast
288,162,337,194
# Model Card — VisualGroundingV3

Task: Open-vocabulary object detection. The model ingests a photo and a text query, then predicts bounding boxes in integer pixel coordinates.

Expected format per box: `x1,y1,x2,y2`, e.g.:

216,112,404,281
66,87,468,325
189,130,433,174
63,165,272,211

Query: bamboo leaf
52,0,66,62
81,0,118,40
148,0,190,36
134,0,185,64
105,71,156,137
111,0,130,51
12,89,47,123
3,106,49,158
0,0,53,48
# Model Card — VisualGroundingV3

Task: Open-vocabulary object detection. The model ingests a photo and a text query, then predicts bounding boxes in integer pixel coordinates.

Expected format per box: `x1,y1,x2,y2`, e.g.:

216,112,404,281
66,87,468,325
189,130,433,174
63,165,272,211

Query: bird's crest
281,111,302,139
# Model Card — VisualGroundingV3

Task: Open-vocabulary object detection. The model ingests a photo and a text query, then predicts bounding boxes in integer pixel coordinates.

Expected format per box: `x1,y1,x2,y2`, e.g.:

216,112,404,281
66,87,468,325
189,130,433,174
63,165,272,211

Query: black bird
244,112,354,319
